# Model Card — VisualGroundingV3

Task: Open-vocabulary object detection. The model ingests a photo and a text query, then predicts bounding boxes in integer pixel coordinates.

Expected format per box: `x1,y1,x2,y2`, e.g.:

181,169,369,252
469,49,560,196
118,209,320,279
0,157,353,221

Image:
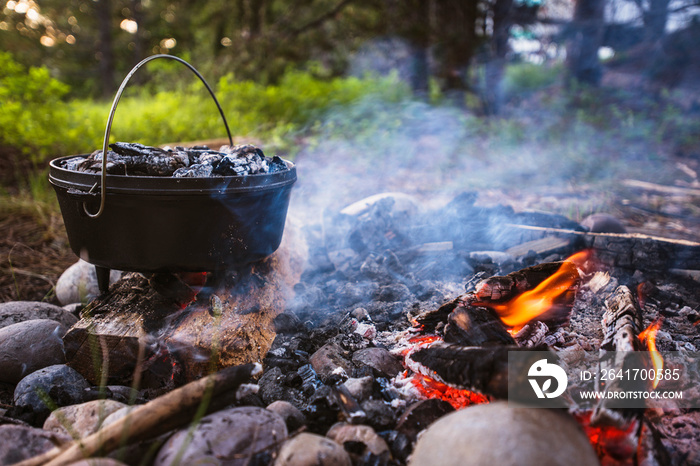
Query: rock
43,399,127,438
309,343,353,383
0,301,78,329
0,425,71,464
274,433,352,466
13,364,91,426
67,459,129,466
409,402,598,466
154,406,288,466
581,213,627,233
351,348,402,378
0,319,67,384
342,376,374,401
55,259,121,305
267,400,306,431
326,423,390,457
395,398,454,442
101,405,138,428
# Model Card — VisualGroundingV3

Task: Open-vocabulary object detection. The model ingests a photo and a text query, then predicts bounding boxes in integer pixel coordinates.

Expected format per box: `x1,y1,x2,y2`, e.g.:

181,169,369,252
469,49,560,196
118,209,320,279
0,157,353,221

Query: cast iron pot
48,55,297,291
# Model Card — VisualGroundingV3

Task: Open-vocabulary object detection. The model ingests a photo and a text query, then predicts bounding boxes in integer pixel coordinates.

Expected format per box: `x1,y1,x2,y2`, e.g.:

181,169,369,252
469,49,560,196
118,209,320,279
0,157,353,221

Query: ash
60,142,288,177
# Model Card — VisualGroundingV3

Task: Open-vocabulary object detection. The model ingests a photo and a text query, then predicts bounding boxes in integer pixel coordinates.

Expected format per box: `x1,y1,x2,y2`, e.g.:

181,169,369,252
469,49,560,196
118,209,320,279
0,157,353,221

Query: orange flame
481,251,588,328
410,373,488,409
638,318,663,389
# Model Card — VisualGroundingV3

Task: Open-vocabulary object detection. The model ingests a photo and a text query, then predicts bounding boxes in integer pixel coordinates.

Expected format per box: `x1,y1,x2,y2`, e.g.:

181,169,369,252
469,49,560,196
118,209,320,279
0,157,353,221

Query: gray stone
55,259,121,305
43,399,127,438
101,405,138,428
0,301,78,329
274,433,351,466
309,343,353,383
581,213,627,233
13,364,91,426
409,402,598,466
326,423,389,456
67,459,130,466
0,424,71,464
267,400,306,431
154,406,288,466
351,347,402,378
0,319,67,384
342,376,374,401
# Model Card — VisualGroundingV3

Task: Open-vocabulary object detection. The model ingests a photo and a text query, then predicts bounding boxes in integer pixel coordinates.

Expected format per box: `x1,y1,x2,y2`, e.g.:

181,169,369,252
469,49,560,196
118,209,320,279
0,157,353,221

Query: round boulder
0,301,78,329
581,213,626,234
409,402,598,466
13,364,91,426
154,406,288,466
44,399,127,438
0,424,71,464
55,259,121,305
0,319,67,384
275,433,351,466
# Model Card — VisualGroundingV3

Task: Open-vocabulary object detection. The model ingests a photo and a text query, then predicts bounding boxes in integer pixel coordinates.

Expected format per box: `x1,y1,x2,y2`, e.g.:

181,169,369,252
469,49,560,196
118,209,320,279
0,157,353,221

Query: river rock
0,319,67,384
154,406,288,466
67,459,130,466
0,301,78,329
44,399,127,438
55,259,122,305
13,364,91,426
267,400,306,431
408,402,598,466
274,433,352,466
326,423,389,457
0,424,71,464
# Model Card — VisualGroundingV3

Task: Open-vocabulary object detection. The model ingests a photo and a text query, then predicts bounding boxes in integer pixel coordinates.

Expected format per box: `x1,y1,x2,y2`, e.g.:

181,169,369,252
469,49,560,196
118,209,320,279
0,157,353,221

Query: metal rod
83,54,234,218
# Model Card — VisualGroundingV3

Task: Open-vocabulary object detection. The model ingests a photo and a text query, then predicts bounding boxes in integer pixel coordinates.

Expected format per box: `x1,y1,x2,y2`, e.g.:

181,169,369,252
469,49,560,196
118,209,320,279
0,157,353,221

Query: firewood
63,219,307,385
15,363,259,466
443,305,515,346
408,343,543,400
471,261,567,303
591,285,644,428
505,224,700,272
622,179,700,197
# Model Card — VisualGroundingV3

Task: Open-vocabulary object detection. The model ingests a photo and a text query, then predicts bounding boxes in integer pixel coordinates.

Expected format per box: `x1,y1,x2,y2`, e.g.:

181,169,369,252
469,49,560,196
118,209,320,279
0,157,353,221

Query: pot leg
95,265,111,294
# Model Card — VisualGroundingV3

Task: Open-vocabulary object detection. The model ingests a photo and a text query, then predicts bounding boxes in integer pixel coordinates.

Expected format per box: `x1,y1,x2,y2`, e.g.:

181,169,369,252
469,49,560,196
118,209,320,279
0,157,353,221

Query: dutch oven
49,55,297,292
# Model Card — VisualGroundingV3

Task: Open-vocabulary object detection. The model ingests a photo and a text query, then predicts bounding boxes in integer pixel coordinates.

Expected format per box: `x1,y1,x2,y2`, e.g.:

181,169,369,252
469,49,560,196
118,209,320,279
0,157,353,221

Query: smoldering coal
61,142,288,177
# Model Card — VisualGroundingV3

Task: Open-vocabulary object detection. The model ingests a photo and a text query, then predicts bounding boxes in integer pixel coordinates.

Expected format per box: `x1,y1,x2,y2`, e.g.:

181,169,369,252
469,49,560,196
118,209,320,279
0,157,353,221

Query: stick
16,363,259,466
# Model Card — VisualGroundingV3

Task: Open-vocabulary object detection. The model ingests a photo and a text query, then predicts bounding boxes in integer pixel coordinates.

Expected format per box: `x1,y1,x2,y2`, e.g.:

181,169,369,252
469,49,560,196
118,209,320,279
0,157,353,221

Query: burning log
15,363,259,466
505,224,700,272
591,285,644,428
409,343,542,400
63,221,307,385
443,305,515,346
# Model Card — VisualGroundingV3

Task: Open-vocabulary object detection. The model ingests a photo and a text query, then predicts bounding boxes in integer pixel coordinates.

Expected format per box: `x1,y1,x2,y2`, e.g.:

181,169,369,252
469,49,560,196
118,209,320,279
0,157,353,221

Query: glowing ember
410,373,488,409
638,318,664,389
478,251,589,328
574,412,638,462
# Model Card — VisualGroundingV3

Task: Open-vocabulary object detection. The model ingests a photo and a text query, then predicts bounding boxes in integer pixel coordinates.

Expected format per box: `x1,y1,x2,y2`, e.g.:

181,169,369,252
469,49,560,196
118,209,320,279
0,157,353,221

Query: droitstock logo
528,358,568,399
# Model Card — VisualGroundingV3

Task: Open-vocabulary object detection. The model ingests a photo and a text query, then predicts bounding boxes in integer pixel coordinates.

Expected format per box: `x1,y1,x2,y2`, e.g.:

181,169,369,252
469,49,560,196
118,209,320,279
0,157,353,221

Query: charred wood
443,305,515,346
409,343,542,400
591,285,645,428
471,261,567,303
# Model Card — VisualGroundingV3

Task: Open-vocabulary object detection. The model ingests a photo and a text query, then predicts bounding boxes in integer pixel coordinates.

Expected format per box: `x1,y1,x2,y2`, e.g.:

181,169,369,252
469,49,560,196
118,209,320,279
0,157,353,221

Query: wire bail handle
84,54,234,218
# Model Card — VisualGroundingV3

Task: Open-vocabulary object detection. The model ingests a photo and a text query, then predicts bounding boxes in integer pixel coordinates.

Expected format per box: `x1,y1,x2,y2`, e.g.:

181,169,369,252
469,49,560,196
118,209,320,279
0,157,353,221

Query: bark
95,0,116,98
566,0,605,86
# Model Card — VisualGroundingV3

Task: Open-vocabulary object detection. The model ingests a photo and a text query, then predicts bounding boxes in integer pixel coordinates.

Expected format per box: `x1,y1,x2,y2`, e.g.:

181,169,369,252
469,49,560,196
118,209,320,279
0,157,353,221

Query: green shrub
0,52,70,162
503,62,562,96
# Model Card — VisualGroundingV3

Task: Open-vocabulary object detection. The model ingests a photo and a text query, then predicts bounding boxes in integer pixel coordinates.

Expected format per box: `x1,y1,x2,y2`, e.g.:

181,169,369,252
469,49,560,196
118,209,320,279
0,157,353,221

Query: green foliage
1,62,408,162
503,62,562,96
0,52,70,162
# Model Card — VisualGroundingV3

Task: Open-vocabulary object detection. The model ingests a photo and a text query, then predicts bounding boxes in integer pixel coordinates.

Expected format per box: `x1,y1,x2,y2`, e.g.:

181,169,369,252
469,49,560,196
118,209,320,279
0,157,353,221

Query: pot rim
49,155,297,195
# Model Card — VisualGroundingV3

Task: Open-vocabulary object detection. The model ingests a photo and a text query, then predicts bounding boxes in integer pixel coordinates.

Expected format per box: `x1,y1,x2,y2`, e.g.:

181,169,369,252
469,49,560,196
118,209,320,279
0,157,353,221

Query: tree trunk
644,0,670,43
483,0,513,114
96,0,116,98
566,0,605,86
